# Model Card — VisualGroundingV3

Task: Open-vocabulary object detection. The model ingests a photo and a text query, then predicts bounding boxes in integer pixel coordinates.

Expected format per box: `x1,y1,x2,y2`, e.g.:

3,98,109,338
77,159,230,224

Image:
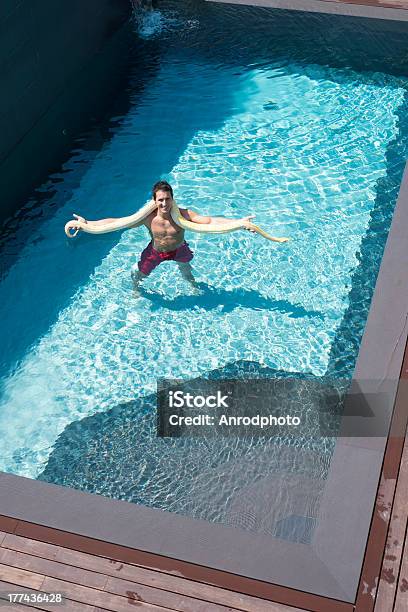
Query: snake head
64,220,81,238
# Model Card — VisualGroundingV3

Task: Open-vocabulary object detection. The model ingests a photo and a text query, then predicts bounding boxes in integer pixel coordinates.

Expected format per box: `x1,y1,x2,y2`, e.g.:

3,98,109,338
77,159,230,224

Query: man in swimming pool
72,180,255,296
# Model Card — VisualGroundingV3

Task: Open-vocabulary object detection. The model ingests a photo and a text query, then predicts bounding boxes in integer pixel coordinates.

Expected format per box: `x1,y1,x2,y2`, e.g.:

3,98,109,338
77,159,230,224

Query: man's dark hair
152,180,173,200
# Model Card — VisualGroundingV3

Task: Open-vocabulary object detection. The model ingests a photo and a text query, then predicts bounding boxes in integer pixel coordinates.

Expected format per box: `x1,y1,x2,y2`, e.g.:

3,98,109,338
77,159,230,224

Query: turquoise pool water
1,1,408,530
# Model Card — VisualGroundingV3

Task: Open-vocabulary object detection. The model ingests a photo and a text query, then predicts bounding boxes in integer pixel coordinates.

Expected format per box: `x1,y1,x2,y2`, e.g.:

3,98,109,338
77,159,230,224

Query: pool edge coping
205,0,408,22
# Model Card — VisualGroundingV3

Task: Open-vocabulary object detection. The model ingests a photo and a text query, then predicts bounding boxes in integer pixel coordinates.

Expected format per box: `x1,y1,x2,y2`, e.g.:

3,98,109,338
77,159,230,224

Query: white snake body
64,200,289,243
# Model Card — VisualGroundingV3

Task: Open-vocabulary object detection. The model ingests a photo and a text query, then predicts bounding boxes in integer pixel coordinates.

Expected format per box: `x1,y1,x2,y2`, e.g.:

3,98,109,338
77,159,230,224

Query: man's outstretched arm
181,208,255,229
69,213,146,233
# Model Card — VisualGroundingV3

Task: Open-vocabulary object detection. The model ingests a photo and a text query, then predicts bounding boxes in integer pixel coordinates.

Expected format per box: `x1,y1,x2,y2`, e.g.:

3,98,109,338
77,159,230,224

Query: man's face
155,189,173,214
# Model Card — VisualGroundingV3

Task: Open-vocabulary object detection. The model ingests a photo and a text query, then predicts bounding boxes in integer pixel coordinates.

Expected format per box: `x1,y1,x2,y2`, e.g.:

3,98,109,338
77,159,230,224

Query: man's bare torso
144,209,187,252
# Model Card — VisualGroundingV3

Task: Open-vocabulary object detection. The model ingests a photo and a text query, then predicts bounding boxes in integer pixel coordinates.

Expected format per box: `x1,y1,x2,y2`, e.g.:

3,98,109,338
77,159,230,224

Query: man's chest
150,217,183,237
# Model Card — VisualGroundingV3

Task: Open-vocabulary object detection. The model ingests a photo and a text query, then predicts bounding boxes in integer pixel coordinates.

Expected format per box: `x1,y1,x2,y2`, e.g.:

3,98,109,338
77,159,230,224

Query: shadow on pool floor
143,283,325,319
38,360,339,538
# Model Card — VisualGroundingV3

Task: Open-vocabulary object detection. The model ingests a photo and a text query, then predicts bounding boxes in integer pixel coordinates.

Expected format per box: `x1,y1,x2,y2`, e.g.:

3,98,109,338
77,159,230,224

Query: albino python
64,199,289,243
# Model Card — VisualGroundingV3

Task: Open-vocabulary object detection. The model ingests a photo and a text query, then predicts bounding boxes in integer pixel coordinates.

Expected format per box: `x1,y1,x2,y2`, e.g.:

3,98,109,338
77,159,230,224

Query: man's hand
242,215,256,232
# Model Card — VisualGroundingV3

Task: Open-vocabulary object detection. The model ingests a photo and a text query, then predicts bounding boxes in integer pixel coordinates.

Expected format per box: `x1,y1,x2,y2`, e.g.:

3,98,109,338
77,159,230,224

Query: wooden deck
0,526,302,612
373,434,408,612
0,425,406,611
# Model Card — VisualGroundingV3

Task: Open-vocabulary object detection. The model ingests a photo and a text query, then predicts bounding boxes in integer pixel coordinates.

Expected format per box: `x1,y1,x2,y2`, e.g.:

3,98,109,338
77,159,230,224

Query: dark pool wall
0,0,132,223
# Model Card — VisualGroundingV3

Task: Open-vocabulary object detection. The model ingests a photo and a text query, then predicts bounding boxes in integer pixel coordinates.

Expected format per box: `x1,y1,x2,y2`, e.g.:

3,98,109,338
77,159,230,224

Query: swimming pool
1,0,408,550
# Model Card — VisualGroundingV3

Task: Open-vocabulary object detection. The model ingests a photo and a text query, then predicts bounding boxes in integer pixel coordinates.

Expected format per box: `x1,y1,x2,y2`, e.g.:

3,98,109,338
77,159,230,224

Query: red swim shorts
138,241,194,276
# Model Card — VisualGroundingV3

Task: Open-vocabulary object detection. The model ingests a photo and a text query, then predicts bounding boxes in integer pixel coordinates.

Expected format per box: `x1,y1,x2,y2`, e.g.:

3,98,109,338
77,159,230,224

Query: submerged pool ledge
206,0,408,22
0,159,408,604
